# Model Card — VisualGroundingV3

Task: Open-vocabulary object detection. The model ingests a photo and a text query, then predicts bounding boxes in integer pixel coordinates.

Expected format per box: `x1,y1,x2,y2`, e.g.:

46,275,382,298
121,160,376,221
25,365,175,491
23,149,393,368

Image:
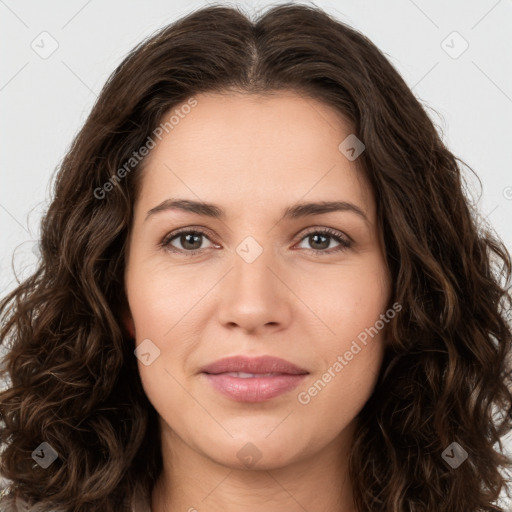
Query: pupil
311,234,329,249
183,233,201,250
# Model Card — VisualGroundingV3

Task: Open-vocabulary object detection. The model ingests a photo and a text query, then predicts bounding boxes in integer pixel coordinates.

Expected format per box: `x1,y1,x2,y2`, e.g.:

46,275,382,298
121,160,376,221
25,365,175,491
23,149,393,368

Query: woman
1,3,511,511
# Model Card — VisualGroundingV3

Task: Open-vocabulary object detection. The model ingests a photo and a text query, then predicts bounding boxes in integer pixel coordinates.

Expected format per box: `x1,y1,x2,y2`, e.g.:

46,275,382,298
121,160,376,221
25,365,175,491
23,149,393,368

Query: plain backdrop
1,0,511,506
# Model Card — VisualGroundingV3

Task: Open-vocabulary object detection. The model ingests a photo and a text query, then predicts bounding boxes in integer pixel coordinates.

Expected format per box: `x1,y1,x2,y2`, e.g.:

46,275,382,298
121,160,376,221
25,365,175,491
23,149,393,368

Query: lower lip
202,373,308,402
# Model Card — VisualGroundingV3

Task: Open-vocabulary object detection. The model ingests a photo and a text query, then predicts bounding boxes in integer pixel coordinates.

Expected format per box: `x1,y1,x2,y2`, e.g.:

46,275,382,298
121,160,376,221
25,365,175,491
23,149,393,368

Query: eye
159,227,352,257
294,227,352,255
160,228,217,256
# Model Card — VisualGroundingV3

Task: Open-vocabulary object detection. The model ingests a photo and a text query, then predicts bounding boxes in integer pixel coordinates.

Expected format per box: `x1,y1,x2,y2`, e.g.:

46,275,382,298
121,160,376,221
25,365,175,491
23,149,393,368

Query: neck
151,421,357,512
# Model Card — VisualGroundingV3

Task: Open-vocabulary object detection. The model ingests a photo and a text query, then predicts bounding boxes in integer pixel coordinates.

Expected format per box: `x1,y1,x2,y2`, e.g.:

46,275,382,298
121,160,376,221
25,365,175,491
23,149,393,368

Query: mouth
202,372,308,402
200,355,309,402
200,354,309,375
206,371,295,378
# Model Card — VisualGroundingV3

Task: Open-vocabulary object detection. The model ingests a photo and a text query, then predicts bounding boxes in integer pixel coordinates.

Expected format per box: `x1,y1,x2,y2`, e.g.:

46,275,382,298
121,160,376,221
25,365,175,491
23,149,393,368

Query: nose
215,240,293,335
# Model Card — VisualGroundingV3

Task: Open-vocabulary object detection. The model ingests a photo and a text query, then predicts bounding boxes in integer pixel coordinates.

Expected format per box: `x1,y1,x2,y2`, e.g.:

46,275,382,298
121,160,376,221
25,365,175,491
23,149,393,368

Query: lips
200,355,309,376
200,355,309,402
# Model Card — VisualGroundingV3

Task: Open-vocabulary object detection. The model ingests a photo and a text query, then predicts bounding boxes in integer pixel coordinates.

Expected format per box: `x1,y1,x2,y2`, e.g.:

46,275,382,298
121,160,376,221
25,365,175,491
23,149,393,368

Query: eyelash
159,227,352,257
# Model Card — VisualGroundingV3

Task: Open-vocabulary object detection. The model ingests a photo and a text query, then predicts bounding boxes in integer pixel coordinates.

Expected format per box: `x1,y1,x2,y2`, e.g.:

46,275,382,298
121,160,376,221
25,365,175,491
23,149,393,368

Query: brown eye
160,227,351,257
175,232,203,251
160,229,215,256
295,228,352,255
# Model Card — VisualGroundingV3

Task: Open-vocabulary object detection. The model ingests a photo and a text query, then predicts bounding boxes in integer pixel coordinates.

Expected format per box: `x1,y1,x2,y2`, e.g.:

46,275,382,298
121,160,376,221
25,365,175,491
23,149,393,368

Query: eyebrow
145,198,369,224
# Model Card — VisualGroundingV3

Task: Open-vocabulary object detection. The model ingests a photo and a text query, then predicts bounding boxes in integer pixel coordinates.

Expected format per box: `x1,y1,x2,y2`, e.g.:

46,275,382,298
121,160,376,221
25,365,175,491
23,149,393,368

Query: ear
122,309,136,339
120,295,135,339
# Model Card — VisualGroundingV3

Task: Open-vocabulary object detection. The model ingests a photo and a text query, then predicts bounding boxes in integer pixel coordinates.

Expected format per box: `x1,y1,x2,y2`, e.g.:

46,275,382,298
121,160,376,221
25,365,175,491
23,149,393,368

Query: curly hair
1,3,511,511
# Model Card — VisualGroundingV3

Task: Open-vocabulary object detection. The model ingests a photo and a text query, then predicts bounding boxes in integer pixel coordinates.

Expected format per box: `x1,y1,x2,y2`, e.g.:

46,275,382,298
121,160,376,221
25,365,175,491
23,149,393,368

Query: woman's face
124,91,391,471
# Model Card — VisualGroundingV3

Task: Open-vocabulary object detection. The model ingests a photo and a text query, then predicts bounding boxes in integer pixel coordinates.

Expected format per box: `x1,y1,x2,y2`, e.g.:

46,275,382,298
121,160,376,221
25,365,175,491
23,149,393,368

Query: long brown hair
1,3,511,511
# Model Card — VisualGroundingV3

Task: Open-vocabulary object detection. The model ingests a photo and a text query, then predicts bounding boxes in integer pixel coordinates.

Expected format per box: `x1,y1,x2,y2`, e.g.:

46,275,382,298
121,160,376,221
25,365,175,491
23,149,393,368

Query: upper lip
201,355,309,375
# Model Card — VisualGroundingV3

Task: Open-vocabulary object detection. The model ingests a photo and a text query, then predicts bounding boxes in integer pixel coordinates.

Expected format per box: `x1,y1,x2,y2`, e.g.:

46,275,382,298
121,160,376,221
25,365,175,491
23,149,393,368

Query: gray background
1,0,511,506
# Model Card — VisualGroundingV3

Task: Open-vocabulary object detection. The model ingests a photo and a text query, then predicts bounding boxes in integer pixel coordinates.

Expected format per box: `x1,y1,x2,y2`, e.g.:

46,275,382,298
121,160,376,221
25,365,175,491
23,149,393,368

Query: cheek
308,257,390,346
303,350,384,439
126,261,192,334
296,322,386,433
297,257,389,415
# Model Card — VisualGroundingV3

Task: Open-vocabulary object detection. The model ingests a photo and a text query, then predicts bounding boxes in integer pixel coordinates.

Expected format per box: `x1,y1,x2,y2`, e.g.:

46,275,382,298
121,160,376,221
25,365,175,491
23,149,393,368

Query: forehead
135,91,374,221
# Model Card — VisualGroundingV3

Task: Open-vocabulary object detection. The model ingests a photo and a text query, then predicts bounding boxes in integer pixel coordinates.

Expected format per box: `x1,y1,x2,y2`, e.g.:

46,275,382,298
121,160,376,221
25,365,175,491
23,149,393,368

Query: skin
123,90,391,512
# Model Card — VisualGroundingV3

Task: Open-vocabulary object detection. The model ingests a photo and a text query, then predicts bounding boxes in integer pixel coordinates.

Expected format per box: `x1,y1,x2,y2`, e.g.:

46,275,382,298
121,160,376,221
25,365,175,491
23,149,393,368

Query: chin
200,432,309,471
